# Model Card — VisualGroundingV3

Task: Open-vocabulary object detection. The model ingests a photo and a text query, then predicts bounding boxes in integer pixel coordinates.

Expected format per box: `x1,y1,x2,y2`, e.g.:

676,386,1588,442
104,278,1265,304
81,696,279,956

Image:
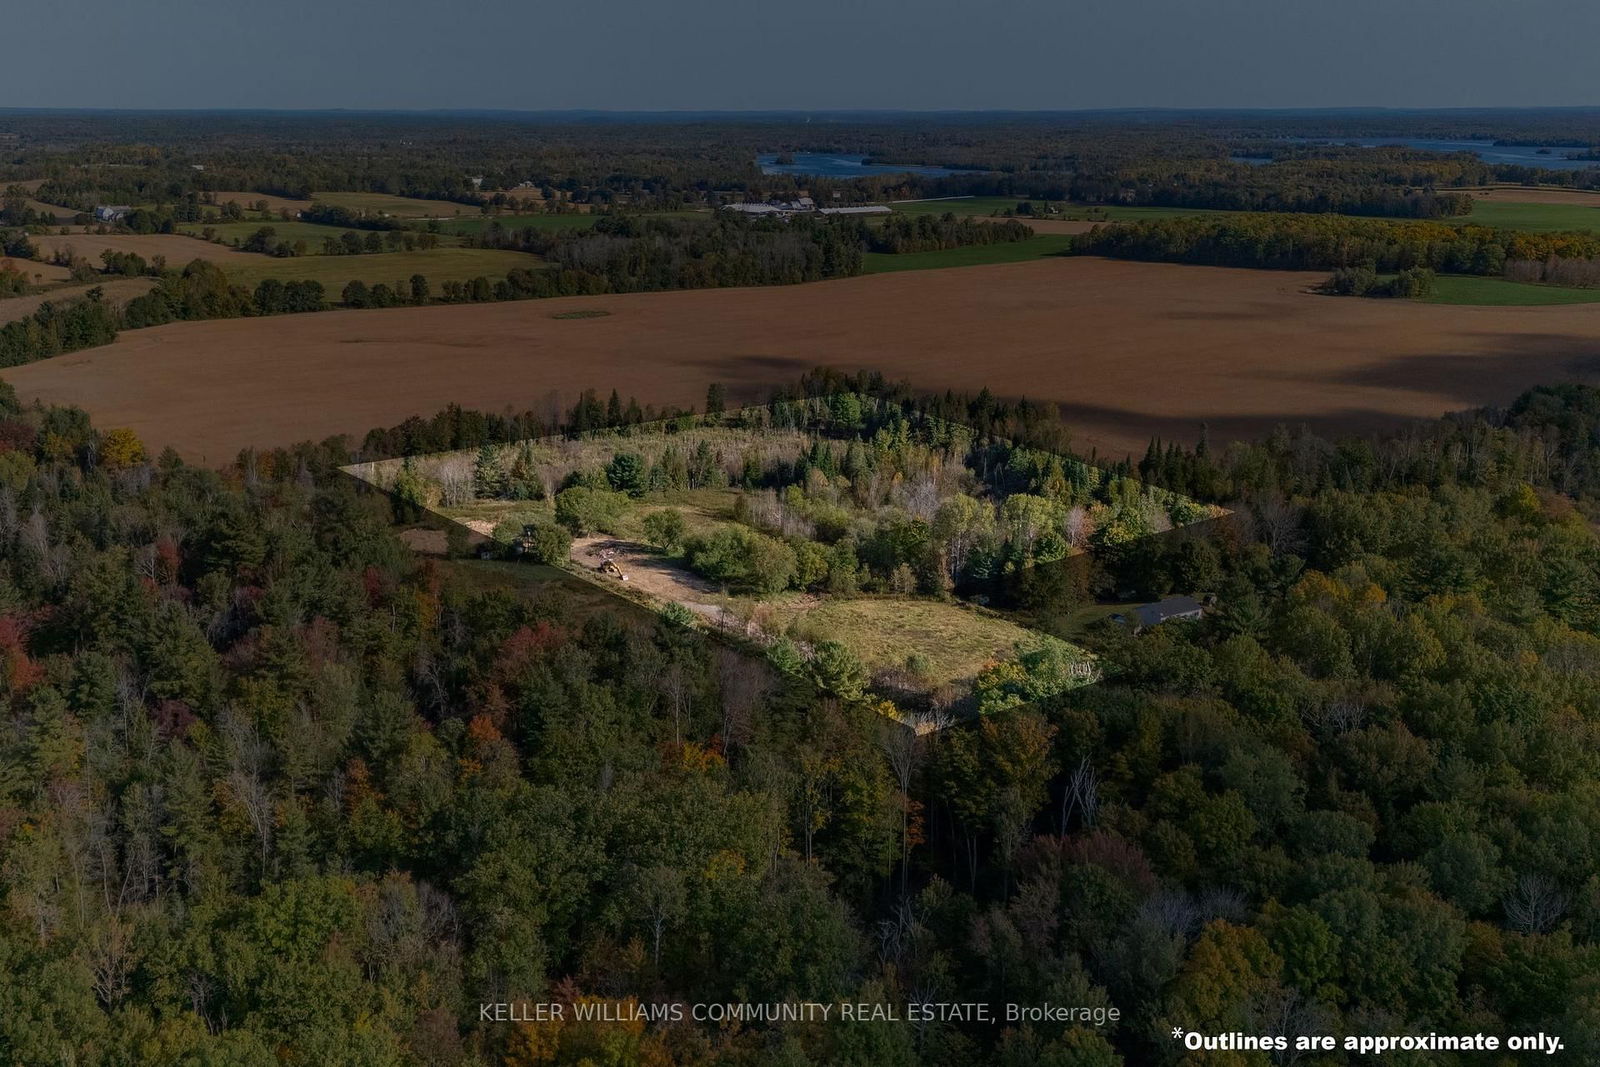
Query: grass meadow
222,247,542,290
1455,199,1600,233
862,234,1075,273
1425,274,1600,306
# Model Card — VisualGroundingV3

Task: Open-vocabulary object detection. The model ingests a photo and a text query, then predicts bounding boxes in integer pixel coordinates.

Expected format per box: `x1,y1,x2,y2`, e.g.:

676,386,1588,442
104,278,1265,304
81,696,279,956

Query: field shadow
1028,399,1461,461
1298,332,1600,400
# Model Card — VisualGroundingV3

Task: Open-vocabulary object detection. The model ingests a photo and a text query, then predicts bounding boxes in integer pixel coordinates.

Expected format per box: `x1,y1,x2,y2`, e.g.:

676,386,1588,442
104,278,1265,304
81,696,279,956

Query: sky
5,0,1598,112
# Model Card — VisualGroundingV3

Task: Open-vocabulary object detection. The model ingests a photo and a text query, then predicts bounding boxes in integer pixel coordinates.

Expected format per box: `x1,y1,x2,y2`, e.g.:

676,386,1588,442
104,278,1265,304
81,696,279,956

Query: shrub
660,602,698,629
521,522,572,564
642,508,688,552
1323,265,1377,296
555,486,627,535
811,640,867,700
684,525,797,594
794,540,831,589
767,637,805,676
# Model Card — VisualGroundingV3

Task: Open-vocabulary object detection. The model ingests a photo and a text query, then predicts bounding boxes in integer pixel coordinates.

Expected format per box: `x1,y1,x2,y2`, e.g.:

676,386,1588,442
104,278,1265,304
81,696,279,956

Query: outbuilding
1114,595,1205,630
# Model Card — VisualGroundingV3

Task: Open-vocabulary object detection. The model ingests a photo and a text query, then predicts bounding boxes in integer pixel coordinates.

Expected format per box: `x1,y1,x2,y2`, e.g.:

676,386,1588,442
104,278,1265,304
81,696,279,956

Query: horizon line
5,105,1600,118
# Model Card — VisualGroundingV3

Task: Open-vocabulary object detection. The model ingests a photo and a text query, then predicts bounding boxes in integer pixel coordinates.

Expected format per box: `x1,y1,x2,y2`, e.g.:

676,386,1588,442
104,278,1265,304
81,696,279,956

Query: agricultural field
29,231,260,266
311,191,484,218
1454,198,1600,233
10,257,1600,464
861,234,1074,273
343,407,1192,706
1,257,72,286
200,190,314,215
218,247,542,289
892,197,1228,222
176,219,426,249
23,199,79,222
1425,274,1600,305
433,209,705,236
0,278,157,326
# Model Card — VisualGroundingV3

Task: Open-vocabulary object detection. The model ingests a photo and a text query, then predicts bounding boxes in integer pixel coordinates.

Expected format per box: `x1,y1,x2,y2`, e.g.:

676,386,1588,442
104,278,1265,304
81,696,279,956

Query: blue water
757,153,982,177
1245,137,1600,170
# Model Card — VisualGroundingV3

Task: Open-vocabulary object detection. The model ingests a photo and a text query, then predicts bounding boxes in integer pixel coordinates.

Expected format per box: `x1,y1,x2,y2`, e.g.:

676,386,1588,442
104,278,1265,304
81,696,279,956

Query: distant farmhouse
722,196,890,218
94,205,131,223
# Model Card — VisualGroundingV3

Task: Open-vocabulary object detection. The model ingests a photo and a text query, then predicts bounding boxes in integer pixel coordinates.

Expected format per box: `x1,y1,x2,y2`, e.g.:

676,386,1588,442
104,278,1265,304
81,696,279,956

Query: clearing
10,257,1600,463
346,415,1138,702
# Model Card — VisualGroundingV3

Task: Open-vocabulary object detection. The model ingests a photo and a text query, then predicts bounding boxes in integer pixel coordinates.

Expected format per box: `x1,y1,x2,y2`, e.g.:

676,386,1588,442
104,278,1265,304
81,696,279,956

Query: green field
1425,274,1600,306
891,197,1227,222
1455,199,1600,233
222,247,542,290
434,213,602,235
178,219,464,251
311,191,485,218
890,196,1049,216
862,234,1075,273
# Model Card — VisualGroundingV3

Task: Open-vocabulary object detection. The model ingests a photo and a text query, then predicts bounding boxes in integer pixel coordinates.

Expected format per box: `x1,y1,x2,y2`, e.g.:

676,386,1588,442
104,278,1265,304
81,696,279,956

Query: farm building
818,205,891,216
724,196,814,214
94,205,131,222
1114,595,1205,630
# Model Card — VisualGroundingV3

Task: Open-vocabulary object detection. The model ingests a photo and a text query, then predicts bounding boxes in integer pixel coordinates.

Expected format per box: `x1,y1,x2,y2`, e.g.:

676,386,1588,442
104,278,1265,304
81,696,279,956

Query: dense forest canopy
4,366,1600,1062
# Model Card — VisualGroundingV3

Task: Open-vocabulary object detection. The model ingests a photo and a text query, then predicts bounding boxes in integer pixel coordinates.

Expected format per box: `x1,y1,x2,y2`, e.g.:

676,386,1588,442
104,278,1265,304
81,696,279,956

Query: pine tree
473,444,505,499
705,382,726,419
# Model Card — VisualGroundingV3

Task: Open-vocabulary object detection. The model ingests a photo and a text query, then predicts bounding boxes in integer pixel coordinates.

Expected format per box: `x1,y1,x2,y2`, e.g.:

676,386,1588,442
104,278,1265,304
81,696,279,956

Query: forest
6,110,1600,226
3,366,1600,1062
1071,213,1600,278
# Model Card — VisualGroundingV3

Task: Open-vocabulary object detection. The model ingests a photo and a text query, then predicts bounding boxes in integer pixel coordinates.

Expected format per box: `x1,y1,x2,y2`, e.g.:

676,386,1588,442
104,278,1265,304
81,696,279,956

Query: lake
1241,137,1600,170
757,153,982,178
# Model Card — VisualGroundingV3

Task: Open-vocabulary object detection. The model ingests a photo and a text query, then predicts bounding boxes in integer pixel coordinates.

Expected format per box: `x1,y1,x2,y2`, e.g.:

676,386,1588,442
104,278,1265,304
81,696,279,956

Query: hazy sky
5,0,1597,111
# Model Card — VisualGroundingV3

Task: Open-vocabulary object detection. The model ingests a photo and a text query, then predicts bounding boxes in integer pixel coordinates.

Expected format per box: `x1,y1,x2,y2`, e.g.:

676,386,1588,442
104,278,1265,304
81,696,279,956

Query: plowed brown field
0,278,157,326
1462,185,1600,206
204,190,313,215
31,233,258,265
6,258,1600,464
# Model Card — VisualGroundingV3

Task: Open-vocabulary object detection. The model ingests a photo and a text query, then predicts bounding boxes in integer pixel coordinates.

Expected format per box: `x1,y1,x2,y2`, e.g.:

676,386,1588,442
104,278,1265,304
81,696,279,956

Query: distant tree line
1072,213,1600,276
218,224,440,258
861,213,1033,253
299,203,412,232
